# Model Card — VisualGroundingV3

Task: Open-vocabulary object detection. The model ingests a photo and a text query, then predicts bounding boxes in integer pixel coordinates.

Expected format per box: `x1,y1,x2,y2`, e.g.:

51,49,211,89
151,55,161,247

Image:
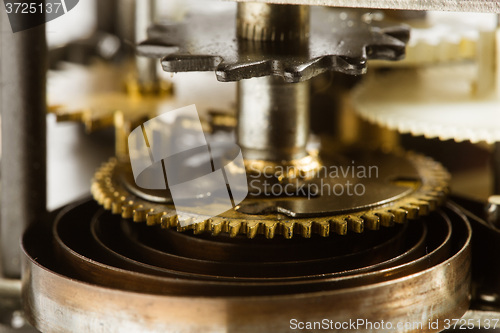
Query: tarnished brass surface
92,151,449,238
22,201,471,332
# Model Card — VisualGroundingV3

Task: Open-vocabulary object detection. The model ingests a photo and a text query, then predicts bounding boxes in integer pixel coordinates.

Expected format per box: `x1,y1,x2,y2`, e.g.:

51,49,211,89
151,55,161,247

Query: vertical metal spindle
0,9,47,278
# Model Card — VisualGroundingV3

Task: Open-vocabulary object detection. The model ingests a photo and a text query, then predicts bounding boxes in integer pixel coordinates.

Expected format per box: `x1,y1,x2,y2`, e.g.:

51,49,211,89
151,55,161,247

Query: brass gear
91,151,449,239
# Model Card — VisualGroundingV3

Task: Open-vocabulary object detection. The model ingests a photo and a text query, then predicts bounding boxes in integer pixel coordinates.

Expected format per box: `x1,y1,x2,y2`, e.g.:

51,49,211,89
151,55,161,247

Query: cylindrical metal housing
0,9,47,278
237,3,310,41
237,77,310,161
135,0,158,86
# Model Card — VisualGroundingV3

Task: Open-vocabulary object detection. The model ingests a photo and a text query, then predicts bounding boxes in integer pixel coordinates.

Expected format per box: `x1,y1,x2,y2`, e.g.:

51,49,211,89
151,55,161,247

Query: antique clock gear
370,11,489,67
137,5,410,82
13,1,498,332
88,4,449,239
352,63,500,143
92,153,449,239
352,13,500,143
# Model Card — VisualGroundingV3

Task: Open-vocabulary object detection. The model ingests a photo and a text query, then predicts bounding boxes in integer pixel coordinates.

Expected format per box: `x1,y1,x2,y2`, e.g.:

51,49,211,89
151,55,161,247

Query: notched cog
48,61,173,134
137,7,409,83
92,151,449,239
352,64,500,143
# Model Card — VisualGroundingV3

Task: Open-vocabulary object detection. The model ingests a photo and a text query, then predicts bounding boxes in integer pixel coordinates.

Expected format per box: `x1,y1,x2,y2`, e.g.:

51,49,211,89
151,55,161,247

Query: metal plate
230,0,500,13
137,6,409,82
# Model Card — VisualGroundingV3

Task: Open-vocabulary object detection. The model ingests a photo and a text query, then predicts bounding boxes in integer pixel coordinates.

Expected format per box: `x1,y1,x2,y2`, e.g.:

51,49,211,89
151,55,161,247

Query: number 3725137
5,2,63,14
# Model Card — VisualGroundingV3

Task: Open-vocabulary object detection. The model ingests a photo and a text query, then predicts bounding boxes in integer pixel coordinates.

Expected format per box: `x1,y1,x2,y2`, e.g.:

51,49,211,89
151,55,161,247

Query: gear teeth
434,191,448,205
93,187,105,205
146,210,163,226
92,150,450,239
108,191,126,214
162,54,221,73
216,60,273,82
122,202,135,219
264,222,277,239
411,200,430,216
229,220,242,237
210,220,225,236
90,183,99,197
299,221,312,238
160,213,178,229
103,195,113,210
193,220,208,235
347,216,364,233
362,213,380,231
282,222,295,239
330,218,347,235
176,220,192,233
94,191,103,205
313,221,330,237
377,212,395,227
389,208,407,224
401,205,419,220
146,8,410,83
245,221,260,239
133,206,148,222
111,196,126,214
420,196,438,211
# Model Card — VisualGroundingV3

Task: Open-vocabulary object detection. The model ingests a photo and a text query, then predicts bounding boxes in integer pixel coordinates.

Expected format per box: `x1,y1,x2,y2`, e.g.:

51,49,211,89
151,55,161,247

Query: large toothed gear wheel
92,150,450,239
352,64,500,143
137,6,409,82
370,11,495,67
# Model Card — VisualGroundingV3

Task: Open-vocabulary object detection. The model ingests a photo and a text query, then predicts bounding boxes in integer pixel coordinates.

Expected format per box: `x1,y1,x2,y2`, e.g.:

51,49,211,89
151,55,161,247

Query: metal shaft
237,77,310,161
97,0,119,35
135,0,157,86
236,3,310,162
0,10,47,278
237,2,310,41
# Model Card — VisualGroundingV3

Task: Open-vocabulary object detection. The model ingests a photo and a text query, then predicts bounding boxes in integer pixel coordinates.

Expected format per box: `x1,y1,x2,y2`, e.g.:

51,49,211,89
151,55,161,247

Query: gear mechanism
352,64,500,143
92,151,449,239
137,6,409,82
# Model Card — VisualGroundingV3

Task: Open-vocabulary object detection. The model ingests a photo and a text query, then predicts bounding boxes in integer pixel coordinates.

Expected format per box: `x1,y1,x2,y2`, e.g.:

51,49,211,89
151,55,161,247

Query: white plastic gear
352,64,500,143
371,12,497,66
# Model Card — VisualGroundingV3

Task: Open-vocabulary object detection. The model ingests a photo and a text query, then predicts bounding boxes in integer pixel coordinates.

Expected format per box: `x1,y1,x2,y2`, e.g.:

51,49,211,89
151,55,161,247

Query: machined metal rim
22,200,471,333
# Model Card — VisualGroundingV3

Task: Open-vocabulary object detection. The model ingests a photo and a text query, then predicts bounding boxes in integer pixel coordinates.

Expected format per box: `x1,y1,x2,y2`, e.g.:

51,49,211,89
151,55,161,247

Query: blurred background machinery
1,0,500,332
